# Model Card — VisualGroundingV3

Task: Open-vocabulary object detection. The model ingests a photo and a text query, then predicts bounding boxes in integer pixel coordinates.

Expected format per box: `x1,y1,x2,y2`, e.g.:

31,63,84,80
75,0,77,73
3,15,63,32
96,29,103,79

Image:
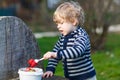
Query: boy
42,1,97,80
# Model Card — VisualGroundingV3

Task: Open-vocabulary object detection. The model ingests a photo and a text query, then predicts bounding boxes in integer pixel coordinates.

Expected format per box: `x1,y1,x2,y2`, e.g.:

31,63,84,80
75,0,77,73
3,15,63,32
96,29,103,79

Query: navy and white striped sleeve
57,36,90,59
52,39,61,52
46,38,61,73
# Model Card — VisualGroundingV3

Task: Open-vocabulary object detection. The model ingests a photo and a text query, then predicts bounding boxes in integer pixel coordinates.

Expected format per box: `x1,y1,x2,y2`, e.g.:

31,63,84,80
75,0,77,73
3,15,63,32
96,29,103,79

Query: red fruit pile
25,67,36,72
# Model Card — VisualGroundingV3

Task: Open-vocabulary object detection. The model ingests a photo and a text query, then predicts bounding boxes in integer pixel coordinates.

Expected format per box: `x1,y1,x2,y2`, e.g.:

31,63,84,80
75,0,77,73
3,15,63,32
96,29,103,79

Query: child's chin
60,32,64,35
59,32,67,36
62,33,67,36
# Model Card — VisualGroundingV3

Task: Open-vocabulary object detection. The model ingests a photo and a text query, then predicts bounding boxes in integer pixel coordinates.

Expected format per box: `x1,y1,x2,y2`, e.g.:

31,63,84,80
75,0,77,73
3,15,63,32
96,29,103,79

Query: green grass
36,33,120,80
92,33,120,80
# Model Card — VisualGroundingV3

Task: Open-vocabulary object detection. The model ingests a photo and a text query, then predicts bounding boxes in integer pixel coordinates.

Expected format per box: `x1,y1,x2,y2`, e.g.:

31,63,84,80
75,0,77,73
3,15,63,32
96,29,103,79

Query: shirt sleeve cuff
46,67,55,73
57,50,62,60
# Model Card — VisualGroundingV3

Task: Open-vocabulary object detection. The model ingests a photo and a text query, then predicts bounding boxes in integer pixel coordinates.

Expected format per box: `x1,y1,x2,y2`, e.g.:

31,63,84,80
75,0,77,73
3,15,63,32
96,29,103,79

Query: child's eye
59,21,64,24
56,22,63,25
59,22,63,24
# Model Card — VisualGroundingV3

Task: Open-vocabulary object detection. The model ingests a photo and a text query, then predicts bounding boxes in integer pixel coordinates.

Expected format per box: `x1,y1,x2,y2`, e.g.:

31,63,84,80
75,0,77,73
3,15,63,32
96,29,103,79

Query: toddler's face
56,22,76,36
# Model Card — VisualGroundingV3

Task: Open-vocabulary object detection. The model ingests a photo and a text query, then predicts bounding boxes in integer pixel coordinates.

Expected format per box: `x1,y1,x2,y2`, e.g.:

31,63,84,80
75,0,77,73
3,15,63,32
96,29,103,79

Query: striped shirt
46,26,96,80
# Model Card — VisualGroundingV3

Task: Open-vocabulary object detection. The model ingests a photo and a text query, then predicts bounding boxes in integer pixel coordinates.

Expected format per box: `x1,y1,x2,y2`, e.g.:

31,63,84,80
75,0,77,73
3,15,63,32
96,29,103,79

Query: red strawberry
31,61,38,67
25,67,32,71
28,59,34,65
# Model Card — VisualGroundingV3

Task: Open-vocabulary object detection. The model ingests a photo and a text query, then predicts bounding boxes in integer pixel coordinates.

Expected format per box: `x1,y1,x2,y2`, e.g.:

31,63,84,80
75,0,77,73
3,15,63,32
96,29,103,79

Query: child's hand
42,71,53,78
43,51,57,59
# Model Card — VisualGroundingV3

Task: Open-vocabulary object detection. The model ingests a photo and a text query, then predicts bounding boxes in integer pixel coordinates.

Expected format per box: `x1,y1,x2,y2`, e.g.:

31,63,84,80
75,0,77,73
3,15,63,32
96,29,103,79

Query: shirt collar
62,26,80,38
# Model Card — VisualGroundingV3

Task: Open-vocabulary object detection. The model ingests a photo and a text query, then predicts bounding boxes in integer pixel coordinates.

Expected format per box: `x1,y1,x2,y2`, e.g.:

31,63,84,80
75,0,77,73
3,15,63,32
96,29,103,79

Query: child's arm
43,35,89,60
43,37,61,76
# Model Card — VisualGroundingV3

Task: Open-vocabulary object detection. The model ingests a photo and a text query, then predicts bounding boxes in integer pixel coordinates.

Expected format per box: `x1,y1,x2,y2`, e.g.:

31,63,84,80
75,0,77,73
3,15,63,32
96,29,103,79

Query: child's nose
57,25,60,29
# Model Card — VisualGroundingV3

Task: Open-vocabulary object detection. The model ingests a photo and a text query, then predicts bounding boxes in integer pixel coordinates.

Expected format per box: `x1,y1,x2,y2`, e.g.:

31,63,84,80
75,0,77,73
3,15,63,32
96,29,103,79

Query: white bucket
18,68,43,80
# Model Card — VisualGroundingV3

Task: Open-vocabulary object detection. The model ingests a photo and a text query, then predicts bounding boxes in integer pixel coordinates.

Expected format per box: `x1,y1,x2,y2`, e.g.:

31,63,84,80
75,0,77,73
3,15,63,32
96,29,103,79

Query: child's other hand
43,51,57,59
42,71,53,78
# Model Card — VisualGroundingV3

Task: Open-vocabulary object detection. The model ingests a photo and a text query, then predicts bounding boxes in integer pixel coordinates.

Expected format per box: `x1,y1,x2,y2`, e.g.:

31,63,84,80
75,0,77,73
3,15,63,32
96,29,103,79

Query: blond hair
53,1,85,26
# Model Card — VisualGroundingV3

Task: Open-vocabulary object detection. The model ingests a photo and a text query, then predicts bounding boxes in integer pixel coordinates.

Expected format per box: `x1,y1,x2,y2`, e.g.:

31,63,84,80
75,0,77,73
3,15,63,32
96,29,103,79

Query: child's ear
73,19,78,26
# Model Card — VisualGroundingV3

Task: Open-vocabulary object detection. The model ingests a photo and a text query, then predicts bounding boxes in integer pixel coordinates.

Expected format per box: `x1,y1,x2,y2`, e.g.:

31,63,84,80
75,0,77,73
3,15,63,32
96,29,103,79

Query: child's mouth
59,30,63,33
